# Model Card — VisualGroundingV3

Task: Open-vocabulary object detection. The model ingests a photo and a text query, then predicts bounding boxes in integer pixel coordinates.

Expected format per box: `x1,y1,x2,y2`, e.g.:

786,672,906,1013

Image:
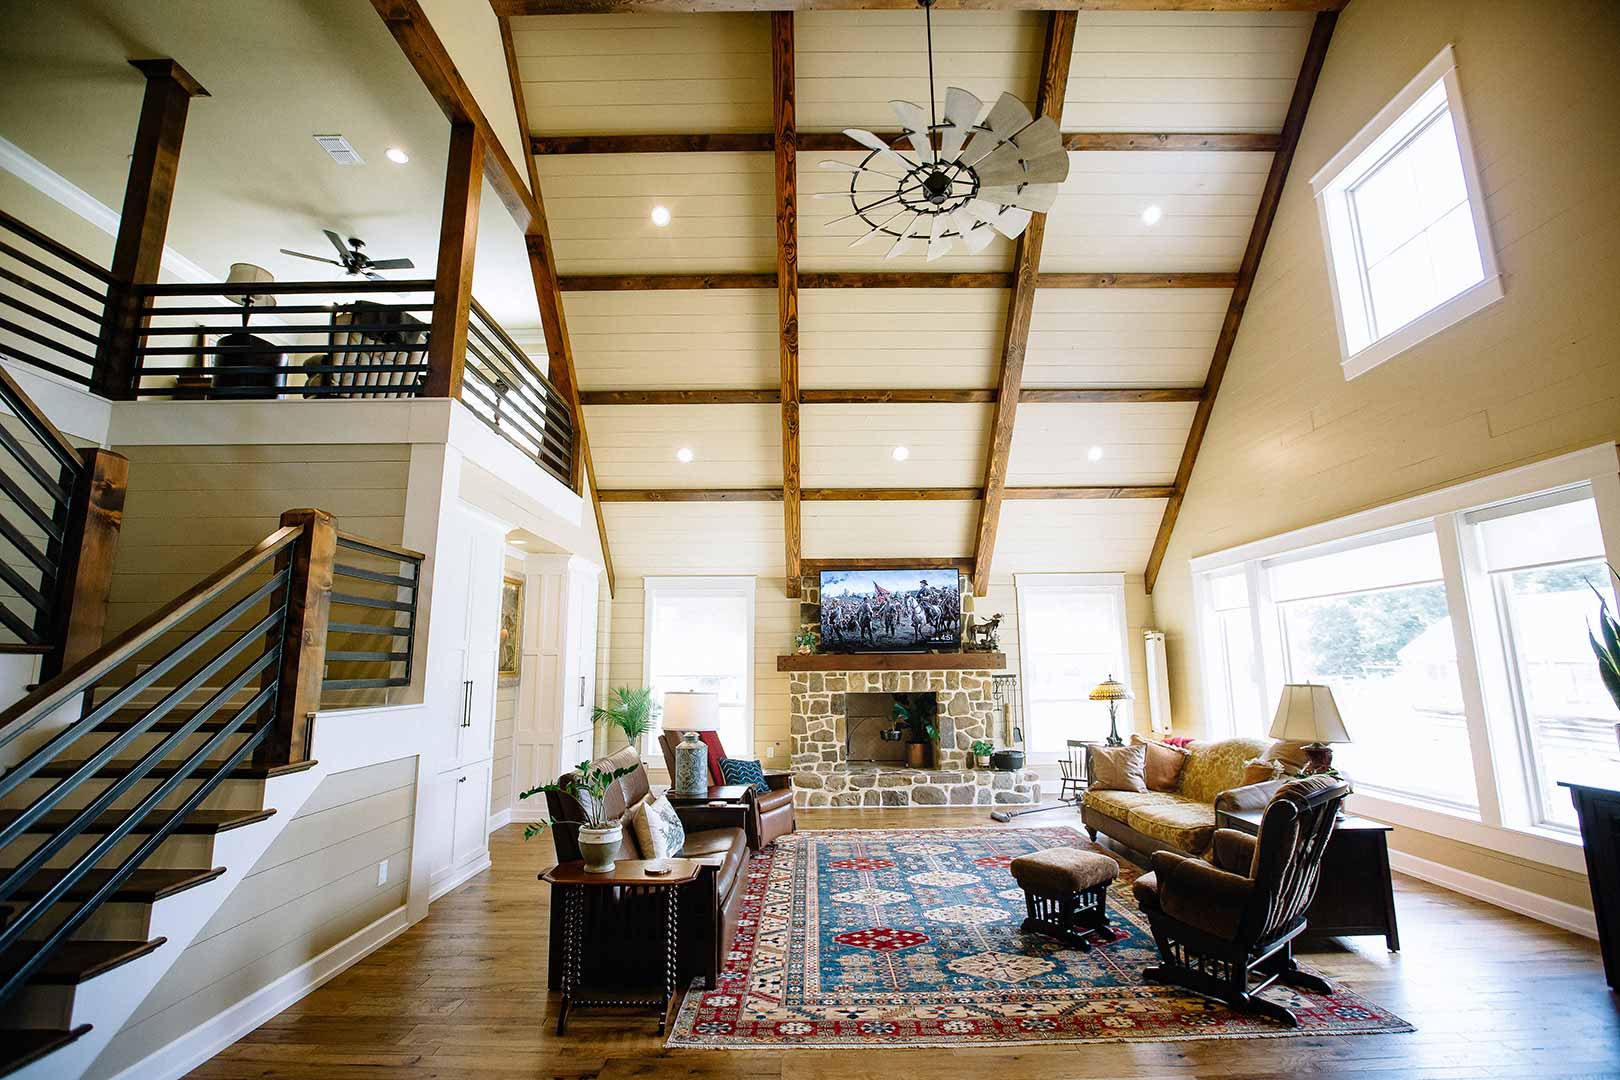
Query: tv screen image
819,569,961,652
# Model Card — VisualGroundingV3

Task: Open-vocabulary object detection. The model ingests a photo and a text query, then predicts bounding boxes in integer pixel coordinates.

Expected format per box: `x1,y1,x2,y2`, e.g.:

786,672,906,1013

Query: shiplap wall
90,758,415,1078
1150,0,1620,909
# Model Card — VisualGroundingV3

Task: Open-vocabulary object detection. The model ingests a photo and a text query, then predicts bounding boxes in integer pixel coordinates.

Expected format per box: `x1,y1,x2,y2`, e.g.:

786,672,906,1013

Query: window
1189,443,1620,867
1311,46,1502,378
1269,528,1476,810
1015,575,1132,755
643,577,755,755
1464,486,1620,830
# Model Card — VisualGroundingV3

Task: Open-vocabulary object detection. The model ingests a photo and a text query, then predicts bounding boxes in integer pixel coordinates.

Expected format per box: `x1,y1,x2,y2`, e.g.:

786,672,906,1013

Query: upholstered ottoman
1010,847,1119,950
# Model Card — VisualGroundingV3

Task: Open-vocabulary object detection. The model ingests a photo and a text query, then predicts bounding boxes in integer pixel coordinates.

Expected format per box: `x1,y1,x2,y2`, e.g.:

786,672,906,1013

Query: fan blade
843,128,913,170
979,182,1059,214
324,229,351,260
939,87,983,162
363,258,415,270
926,215,952,262
976,140,1069,190
280,249,342,266
962,222,997,253
848,206,910,247
950,207,980,236
990,206,1032,239
889,99,933,161
884,214,921,259
981,92,1033,140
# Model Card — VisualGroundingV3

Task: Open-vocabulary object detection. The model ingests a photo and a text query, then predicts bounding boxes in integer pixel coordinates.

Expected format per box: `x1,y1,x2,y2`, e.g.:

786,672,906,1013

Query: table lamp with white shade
662,691,720,795
1269,683,1351,775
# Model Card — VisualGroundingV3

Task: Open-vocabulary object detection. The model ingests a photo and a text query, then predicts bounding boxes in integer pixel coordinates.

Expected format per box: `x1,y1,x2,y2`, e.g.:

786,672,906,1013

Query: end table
664,784,752,808
540,858,699,1034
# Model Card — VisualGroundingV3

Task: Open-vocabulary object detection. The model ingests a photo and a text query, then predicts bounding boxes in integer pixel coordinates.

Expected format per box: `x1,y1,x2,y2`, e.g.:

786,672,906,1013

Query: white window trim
1187,442,1620,875
1310,45,1504,380
641,575,757,757
1013,572,1134,761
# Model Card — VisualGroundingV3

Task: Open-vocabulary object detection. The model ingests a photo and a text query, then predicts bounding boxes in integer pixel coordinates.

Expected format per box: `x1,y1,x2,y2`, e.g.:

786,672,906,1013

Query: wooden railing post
256,508,336,767
93,59,209,400
40,449,129,680
423,123,484,399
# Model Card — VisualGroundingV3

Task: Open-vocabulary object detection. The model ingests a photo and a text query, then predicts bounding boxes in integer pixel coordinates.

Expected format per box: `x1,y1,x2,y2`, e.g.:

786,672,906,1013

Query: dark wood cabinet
1561,780,1620,988
1217,809,1399,950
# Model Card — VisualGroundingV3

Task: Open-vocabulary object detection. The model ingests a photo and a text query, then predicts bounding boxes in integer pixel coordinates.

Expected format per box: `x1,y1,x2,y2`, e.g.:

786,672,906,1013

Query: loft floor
184,809,1620,1080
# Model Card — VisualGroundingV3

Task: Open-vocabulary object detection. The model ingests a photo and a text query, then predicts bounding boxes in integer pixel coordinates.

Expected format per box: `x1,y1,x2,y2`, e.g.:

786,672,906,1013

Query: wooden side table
1216,808,1400,951
540,859,699,1034
665,784,752,808
1561,780,1619,988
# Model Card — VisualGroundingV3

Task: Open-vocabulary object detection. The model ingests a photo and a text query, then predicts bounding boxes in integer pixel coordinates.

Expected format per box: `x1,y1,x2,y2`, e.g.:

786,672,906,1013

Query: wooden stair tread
0,937,164,986
93,710,240,734
3,867,224,903
0,644,53,655
0,1024,92,1076
11,757,317,781
0,807,274,836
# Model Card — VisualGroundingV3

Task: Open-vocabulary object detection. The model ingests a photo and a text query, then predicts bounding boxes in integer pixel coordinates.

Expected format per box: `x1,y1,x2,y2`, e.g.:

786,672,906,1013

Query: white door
450,759,492,868
424,515,472,771
456,522,502,765
516,567,564,798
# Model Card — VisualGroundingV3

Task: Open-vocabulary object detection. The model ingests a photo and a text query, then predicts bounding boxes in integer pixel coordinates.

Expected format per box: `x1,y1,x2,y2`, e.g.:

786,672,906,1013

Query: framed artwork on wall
499,575,524,678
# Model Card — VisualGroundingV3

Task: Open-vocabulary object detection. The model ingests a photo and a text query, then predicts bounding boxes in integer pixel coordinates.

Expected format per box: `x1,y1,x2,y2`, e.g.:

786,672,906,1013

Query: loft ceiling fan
279,229,415,280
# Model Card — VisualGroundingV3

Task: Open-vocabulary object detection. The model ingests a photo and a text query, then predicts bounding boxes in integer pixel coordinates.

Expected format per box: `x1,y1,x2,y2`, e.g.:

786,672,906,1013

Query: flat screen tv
819,569,961,652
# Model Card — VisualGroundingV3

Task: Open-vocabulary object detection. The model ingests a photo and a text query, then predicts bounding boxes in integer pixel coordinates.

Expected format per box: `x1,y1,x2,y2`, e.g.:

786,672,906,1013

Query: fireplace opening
846,691,939,767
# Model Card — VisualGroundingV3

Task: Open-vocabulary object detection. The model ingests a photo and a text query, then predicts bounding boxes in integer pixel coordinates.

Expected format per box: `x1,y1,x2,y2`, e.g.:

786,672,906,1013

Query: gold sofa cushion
1177,737,1272,804
1125,799,1219,854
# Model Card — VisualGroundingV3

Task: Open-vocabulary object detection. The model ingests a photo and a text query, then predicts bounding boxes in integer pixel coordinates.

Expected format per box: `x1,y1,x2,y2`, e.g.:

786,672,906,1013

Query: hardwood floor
185,807,1620,1079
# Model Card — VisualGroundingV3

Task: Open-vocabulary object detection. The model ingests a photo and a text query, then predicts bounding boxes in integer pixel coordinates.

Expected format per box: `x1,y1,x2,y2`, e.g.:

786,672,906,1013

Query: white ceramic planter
974,755,992,769
578,823,623,873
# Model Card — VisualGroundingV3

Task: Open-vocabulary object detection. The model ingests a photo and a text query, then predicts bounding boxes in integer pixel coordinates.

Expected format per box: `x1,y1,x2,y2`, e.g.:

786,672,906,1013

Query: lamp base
672,732,710,795
1301,743,1335,775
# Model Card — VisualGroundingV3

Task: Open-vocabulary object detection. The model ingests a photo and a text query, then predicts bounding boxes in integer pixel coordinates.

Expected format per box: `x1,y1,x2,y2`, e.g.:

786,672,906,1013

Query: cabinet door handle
579,675,586,708
459,775,467,783
462,679,473,727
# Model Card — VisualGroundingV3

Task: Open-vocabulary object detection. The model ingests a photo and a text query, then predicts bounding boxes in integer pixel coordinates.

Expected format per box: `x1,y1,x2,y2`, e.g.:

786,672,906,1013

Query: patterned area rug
666,825,1412,1048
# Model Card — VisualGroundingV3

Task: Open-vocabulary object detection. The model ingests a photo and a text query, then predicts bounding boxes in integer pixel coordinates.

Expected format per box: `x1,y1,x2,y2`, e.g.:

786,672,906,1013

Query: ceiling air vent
313,134,365,166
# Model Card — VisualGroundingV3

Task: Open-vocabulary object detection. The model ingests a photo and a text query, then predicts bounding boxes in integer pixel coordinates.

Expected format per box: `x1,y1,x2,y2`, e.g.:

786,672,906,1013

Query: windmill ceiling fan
816,0,1070,261
279,229,415,280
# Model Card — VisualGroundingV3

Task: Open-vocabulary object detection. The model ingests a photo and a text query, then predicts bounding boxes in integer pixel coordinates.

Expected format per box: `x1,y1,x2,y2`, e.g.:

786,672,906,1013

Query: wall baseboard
488,808,512,832
105,905,410,1080
429,853,492,903
1388,849,1597,939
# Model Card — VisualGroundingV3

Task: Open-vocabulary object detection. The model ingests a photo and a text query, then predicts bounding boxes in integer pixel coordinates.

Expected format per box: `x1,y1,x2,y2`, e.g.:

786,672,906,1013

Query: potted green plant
593,686,655,746
1589,566,1620,749
794,627,819,655
970,739,994,769
517,759,639,873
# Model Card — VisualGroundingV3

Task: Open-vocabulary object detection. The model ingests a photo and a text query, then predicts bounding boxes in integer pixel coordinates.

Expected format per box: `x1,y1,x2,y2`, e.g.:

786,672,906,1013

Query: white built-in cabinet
423,503,506,899
514,556,600,811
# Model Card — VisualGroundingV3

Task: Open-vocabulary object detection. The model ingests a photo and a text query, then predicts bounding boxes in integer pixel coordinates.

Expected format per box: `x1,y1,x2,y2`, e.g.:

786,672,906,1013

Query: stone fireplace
789,669,1038,808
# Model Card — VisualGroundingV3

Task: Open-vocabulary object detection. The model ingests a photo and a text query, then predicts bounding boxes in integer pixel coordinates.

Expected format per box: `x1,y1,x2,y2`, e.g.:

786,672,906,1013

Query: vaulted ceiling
499,3,1335,591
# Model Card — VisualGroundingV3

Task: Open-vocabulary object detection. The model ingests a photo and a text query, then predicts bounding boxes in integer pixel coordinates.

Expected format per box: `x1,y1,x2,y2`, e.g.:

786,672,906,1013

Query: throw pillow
1261,739,1312,771
1241,757,1286,786
629,792,686,859
1131,734,1189,792
720,757,771,794
1088,743,1148,793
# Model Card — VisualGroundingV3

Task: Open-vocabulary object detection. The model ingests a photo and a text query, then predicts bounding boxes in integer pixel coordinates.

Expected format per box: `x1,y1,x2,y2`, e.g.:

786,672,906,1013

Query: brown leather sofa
543,747,749,990
657,732,797,849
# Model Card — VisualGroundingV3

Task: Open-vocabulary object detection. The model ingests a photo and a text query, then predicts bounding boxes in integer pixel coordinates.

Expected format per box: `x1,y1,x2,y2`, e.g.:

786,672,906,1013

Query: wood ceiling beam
498,1,1346,14
530,131,1279,155
1143,10,1338,594
802,557,975,573
579,387,1200,405
596,487,1171,502
556,271,1233,291
773,11,803,599
970,9,1076,598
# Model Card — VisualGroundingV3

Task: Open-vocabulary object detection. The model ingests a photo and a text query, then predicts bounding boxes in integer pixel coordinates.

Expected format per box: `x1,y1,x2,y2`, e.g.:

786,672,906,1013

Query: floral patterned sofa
1081,737,1300,858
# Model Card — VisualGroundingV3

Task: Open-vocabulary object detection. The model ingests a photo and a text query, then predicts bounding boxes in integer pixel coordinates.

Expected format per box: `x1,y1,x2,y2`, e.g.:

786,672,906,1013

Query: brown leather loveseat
543,747,749,990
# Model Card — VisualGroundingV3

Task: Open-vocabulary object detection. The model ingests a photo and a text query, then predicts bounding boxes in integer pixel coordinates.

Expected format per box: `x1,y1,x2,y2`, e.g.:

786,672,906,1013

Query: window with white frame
1015,575,1132,755
1190,445,1620,859
1311,46,1502,379
643,577,755,756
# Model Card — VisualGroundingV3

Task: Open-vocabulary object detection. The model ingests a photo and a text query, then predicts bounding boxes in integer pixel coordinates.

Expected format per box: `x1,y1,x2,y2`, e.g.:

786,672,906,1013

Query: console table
1216,808,1400,950
540,859,699,1034
1561,780,1619,988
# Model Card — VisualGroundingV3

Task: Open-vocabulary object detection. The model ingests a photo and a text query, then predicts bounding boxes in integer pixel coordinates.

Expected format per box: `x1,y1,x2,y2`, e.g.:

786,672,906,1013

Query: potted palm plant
594,686,655,747
518,759,639,873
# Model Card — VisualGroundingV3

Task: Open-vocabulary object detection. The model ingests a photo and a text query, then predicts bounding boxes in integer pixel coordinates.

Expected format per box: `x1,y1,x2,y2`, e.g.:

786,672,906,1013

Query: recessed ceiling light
384,146,410,165
1087,445,1104,462
675,447,694,463
1141,205,1163,226
651,205,672,227
892,446,910,462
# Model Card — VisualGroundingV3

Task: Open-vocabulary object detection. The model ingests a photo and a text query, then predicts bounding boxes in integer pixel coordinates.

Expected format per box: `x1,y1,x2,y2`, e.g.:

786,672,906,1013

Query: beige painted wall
1150,0,1620,908
89,757,415,1078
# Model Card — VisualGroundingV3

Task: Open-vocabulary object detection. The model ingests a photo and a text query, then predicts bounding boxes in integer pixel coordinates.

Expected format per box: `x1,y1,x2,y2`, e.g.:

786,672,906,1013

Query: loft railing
0,512,329,1008
128,280,436,400
0,366,127,677
461,298,575,488
323,531,424,696
0,209,112,388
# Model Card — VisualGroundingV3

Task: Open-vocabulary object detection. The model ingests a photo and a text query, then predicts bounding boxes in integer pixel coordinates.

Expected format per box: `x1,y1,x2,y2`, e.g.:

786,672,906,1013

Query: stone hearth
789,669,1039,808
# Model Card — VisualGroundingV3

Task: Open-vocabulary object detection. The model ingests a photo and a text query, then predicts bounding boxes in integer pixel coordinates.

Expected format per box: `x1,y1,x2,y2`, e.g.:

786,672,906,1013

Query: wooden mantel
776,651,1007,672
